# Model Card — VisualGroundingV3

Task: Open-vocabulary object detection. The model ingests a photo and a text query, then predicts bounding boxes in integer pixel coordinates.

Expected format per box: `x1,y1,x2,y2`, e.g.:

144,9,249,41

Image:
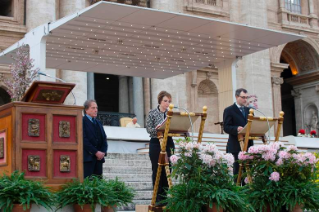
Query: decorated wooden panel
53,150,77,178
22,149,47,177
0,130,7,166
53,115,76,143
22,114,46,141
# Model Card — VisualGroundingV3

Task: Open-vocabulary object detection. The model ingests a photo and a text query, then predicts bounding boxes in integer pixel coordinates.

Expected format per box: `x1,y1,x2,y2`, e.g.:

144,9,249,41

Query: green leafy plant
239,142,319,212
0,171,55,212
104,178,135,208
164,139,252,212
56,176,135,211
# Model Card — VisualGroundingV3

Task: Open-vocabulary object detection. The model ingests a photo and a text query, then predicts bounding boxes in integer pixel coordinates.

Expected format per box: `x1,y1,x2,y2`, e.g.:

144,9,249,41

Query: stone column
119,76,129,113
291,89,302,132
271,76,284,136
87,72,94,100
308,0,318,29
26,0,56,81
129,77,134,114
271,62,288,118
59,0,87,106
217,59,238,121
143,78,151,123
133,77,144,127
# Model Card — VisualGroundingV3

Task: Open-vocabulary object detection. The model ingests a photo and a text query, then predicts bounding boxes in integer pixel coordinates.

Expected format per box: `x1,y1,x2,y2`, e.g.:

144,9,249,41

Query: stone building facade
1,0,319,136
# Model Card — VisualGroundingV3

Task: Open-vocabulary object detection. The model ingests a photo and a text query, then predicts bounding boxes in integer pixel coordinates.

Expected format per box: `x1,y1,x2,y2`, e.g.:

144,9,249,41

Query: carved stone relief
60,155,71,172
28,155,40,172
28,119,40,137
59,121,70,138
304,105,318,134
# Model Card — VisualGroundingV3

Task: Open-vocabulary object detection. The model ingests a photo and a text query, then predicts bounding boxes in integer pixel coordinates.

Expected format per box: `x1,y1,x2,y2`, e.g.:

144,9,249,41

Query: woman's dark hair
157,91,172,104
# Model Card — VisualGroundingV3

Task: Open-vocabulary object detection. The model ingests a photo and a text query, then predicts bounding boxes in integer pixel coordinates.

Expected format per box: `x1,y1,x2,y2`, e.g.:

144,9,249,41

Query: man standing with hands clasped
223,88,254,183
83,100,108,178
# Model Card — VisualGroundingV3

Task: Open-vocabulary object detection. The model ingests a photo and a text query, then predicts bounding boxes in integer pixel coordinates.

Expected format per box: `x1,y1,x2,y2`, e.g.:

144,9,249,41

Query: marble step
104,166,152,174
104,159,152,167
107,153,149,160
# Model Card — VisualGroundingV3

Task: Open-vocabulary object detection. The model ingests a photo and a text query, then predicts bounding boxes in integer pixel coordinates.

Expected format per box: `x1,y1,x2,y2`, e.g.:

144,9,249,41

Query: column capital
291,89,302,98
271,76,284,86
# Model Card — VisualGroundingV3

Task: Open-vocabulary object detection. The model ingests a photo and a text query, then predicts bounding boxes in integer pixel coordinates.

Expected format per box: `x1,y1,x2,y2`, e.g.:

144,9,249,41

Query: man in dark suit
83,99,108,178
223,88,253,183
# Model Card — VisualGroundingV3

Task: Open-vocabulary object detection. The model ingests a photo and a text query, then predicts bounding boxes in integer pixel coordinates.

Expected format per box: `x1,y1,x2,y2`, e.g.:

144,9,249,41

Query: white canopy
0,1,304,79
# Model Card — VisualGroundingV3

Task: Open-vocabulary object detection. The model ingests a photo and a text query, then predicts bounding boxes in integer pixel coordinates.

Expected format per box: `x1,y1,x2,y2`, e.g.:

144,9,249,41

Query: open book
156,115,199,132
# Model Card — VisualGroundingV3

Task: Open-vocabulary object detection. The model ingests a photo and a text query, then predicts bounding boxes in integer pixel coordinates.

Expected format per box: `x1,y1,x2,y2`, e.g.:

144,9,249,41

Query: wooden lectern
0,81,83,190
148,104,208,212
236,109,284,185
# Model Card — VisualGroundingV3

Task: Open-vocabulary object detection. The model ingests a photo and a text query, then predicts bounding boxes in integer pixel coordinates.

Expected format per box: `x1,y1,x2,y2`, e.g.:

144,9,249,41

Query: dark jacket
83,116,108,162
223,103,253,153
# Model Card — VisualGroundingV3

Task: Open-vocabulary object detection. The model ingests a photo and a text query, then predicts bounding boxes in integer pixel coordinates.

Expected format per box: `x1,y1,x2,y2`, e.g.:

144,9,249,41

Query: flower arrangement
164,139,252,212
0,44,39,101
310,130,317,137
298,129,306,136
239,142,319,212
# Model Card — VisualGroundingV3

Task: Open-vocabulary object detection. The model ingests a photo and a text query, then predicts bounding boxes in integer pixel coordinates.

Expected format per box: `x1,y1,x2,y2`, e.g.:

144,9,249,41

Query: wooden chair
120,117,133,127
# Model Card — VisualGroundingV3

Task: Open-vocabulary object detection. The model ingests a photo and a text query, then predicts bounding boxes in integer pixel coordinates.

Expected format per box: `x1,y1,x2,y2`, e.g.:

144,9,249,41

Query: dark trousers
83,158,103,179
149,137,175,203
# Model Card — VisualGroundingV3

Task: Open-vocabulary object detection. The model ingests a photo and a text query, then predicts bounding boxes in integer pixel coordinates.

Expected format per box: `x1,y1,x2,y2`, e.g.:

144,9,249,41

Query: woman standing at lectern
146,91,175,206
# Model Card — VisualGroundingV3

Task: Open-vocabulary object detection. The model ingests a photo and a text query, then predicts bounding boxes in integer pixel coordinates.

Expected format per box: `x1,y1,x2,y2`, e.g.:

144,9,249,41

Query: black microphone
38,71,76,105
248,104,271,143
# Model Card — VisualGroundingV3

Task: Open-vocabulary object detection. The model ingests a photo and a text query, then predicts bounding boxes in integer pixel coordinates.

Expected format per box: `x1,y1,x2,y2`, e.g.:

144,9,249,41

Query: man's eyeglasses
239,96,248,99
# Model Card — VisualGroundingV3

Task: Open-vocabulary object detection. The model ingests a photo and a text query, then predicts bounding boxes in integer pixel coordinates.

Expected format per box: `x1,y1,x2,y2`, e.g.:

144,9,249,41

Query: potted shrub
239,142,319,212
56,176,135,212
101,178,135,212
0,171,55,212
164,139,252,212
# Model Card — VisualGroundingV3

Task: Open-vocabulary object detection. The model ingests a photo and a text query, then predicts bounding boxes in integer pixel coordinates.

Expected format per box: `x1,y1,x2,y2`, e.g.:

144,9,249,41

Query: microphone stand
38,72,76,105
174,106,194,142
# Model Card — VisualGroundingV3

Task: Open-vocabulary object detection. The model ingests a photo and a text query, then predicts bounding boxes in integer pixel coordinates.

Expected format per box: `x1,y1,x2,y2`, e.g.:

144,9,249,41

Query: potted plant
101,178,135,212
0,171,55,212
56,176,135,212
239,142,319,212
164,139,252,212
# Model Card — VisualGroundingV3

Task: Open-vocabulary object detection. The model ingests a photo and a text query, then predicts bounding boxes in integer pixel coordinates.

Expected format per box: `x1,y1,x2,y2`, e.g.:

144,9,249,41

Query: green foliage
0,171,55,212
165,139,250,212
240,143,319,212
56,176,135,211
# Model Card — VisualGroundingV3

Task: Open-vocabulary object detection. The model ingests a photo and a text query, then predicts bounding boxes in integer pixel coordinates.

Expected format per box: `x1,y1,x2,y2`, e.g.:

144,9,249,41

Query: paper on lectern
238,119,276,135
157,115,199,132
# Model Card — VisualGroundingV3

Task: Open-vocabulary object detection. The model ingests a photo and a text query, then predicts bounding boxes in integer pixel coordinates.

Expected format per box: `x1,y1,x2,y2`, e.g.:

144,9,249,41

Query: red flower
310,130,316,135
299,129,305,134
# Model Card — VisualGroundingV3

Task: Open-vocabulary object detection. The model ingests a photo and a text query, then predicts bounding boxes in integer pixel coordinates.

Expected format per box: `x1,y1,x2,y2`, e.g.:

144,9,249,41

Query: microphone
38,71,76,105
173,105,195,142
248,104,271,143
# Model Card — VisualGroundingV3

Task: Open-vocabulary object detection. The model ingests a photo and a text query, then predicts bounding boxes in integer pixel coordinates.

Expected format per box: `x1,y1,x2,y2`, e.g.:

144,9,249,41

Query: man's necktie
240,107,245,117
92,118,96,125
